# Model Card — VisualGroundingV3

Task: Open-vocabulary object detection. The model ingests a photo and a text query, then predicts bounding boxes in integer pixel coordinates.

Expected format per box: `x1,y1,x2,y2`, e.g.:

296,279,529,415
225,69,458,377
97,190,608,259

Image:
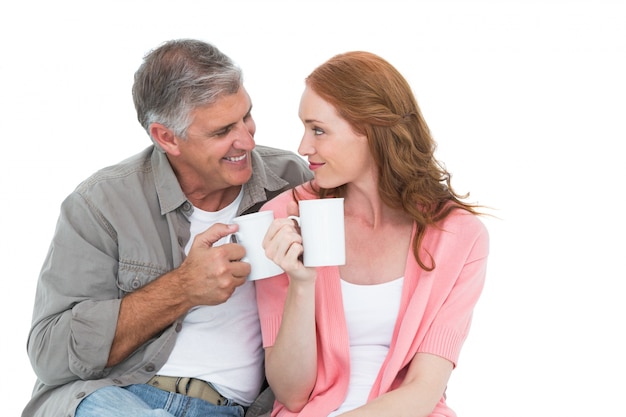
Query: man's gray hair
132,39,243,141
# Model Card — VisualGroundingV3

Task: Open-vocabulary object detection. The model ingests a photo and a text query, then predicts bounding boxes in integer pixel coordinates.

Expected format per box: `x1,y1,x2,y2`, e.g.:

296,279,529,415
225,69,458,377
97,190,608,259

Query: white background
1,0,625,415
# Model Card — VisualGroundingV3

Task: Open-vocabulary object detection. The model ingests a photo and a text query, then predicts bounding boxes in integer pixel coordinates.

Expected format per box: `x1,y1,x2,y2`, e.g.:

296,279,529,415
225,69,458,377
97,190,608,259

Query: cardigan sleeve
379,210,489,396
417,247,488,365
254,189,298,348
256,273,290,348
415,211,489,366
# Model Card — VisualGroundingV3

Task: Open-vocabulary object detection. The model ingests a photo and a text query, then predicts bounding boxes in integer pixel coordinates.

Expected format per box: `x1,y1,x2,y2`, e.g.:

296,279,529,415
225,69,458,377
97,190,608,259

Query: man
23,39,312,417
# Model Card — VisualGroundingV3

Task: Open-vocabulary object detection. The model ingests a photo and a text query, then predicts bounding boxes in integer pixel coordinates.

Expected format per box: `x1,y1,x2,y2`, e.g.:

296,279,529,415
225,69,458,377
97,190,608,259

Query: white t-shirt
157,190,264,405
328,277,404,416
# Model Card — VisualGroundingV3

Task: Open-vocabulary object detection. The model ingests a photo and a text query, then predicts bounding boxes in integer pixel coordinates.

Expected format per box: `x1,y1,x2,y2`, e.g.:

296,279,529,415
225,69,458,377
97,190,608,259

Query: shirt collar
151,147,289,216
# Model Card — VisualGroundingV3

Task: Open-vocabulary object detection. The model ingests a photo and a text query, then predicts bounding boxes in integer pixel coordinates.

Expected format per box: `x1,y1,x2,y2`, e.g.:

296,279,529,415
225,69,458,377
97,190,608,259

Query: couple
23,39,488,417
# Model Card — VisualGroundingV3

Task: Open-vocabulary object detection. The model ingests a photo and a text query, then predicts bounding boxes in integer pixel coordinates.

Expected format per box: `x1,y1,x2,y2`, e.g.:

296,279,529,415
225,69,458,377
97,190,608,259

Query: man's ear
150,123,180,156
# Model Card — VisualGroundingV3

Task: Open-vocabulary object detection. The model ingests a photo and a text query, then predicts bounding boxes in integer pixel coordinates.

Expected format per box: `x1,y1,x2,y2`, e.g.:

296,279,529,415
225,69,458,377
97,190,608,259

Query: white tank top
328,277,404,416
157,190,264,405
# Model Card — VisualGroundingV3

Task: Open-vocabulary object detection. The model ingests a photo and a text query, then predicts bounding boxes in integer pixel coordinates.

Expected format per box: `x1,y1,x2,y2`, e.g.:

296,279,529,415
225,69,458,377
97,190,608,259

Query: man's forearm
106,270,190,367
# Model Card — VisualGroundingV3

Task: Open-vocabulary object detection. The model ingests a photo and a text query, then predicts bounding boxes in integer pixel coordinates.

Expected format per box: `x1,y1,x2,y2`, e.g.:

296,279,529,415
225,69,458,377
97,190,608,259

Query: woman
255,51,489,417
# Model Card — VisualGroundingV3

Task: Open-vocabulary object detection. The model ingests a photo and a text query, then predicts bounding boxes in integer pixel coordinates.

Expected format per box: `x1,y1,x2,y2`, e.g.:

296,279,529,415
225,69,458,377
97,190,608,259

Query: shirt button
145,363,155,372
175,322,183,332
75,392,86,399
131,277,142,289
182,202,192,212
113,379,122,385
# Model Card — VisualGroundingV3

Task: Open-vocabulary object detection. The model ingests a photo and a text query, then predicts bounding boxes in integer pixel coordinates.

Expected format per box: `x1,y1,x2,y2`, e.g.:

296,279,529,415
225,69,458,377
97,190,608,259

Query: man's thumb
195,223,237,248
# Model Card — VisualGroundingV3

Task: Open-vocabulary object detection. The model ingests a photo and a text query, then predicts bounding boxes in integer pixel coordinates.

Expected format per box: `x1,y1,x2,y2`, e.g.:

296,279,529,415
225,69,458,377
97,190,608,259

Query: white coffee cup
288,198,345,267
232,211,284,281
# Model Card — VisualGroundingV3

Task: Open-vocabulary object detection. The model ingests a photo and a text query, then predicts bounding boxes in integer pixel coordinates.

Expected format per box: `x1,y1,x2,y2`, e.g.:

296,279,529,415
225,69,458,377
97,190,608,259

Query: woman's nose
298,135,314,156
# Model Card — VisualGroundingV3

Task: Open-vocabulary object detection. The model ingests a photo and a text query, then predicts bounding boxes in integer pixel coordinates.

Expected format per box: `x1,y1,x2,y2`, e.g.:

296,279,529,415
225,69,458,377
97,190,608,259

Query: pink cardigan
256,188,489,417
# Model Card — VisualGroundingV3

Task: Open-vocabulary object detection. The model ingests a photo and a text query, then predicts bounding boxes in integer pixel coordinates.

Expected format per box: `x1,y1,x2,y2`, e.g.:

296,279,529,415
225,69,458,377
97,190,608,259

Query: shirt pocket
116,259,169,297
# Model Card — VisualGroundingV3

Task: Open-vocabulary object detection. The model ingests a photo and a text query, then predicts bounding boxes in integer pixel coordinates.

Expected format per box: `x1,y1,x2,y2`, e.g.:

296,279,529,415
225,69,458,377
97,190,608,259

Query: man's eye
215,127,231,137
313,127,324,135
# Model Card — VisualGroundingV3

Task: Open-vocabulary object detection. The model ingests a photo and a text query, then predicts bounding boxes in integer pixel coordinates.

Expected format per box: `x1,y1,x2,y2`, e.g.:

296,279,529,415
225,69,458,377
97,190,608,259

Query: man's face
171,87,256,195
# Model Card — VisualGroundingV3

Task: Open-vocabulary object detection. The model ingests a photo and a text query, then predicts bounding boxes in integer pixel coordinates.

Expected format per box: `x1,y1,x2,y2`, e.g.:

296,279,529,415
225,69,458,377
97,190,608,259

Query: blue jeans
75,384,245,417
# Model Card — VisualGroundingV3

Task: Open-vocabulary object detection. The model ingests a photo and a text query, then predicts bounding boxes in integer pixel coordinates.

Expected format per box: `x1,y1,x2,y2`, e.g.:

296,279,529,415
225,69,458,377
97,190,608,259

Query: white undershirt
328,277,404,417
157,189,265,405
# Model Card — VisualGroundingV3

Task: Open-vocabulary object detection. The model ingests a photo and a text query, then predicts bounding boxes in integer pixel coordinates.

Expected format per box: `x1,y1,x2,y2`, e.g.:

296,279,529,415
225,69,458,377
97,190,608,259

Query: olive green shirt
23,145,312,417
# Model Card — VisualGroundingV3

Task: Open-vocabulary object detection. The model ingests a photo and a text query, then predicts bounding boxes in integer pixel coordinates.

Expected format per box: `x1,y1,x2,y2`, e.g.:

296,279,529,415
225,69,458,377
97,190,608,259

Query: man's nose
233,123,255,149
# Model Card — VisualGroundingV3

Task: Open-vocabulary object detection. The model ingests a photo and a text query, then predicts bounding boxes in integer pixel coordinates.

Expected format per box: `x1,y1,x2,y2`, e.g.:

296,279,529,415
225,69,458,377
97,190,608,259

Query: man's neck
186,185,242,212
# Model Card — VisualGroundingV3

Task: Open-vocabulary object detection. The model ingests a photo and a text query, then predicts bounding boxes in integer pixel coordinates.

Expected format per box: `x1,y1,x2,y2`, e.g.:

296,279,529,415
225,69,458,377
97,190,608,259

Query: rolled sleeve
27,191,121,385
69,299,121,378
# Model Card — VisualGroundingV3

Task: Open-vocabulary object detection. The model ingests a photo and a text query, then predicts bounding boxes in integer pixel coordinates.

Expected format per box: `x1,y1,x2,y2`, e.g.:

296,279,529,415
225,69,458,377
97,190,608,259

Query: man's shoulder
77,147,154,188
253,145,302,160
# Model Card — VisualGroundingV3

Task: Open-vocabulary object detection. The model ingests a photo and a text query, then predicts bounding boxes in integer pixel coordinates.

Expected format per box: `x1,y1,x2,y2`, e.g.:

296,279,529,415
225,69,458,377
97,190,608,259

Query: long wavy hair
303,51,481,270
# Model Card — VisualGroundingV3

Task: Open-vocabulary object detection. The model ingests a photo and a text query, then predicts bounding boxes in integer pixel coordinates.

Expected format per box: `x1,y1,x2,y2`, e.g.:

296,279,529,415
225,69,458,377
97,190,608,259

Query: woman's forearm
266,278,318,411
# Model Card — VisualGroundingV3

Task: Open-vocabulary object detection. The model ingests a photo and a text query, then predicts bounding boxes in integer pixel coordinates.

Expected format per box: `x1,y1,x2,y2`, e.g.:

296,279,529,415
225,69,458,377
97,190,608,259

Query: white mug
232,211,284,280
288,198,345,267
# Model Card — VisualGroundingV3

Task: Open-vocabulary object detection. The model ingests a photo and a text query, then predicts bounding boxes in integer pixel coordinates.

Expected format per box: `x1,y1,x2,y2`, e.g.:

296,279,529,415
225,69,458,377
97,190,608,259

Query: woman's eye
313,127,324,135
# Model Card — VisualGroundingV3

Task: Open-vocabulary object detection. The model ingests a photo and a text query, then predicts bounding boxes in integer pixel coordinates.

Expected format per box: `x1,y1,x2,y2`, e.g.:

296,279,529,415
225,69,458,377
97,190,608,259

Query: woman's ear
150,123,181,156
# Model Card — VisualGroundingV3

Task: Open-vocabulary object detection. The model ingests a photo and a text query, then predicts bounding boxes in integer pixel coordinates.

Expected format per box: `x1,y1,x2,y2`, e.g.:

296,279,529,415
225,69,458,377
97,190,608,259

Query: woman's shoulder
434,207,489,257
441,207,488,233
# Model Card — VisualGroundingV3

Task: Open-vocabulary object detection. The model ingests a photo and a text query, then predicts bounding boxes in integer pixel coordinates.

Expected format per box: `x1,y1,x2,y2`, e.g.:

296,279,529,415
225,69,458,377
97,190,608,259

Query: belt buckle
180,376,226,406
174,377,191,395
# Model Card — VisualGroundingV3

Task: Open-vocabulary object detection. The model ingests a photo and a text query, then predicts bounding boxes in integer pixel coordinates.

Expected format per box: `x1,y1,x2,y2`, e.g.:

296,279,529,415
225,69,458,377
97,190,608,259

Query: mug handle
287,215,301,226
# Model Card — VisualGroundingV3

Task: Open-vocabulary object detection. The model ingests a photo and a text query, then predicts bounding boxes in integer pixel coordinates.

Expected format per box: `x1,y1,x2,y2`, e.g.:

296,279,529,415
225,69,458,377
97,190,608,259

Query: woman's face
297,86,373,189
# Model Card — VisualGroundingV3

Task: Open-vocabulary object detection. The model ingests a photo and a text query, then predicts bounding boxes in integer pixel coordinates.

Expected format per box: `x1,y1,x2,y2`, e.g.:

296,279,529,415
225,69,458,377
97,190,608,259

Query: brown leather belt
147,375,228,406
